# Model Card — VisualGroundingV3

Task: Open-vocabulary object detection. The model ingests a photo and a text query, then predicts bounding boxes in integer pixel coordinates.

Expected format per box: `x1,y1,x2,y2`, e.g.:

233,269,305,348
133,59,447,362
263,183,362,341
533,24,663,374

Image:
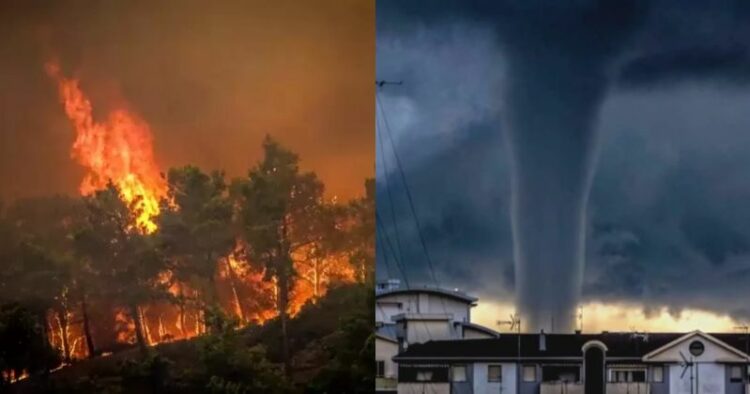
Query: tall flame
45,61,165,232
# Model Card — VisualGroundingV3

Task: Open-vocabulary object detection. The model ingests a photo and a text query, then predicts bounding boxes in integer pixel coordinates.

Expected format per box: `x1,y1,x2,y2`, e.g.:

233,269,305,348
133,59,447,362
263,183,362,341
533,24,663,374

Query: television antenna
630,331,649,341
497,314,521,394
376,80,403,88
736,324,750,355
679,351,695,394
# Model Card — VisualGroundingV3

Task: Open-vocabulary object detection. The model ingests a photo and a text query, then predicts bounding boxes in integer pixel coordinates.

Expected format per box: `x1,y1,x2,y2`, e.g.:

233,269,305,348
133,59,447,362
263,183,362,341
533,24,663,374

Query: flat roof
376,287,478,305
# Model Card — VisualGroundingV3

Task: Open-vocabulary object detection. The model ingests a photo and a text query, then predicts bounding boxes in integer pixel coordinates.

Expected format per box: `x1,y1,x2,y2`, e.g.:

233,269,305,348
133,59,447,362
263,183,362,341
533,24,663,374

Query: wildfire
38,61,357,367
45,61,166,233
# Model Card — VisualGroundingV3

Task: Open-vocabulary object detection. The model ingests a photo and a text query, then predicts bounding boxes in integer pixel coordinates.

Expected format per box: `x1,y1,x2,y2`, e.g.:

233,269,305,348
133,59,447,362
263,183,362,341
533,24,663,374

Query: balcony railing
606,382,650,394
540,381,584,394
540,381,650,394
375,377,397,390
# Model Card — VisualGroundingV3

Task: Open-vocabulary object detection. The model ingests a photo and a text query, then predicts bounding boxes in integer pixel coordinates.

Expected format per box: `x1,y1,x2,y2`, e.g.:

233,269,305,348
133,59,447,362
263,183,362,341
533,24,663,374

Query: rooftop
395,332,750,361
375,286,479,305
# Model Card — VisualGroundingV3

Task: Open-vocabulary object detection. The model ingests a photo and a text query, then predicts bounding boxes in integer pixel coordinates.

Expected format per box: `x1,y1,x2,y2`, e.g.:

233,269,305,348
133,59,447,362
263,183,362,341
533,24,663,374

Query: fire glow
45,60,166,233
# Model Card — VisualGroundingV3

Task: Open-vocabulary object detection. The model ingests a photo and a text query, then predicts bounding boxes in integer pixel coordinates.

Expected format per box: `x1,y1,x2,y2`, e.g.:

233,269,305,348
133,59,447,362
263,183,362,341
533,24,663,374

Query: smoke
379,0,750,332
0,0,373,201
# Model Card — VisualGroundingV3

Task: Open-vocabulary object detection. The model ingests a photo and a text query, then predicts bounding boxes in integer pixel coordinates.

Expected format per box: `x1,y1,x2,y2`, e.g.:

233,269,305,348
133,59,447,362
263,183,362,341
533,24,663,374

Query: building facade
375,280,499,393
393,330,750,394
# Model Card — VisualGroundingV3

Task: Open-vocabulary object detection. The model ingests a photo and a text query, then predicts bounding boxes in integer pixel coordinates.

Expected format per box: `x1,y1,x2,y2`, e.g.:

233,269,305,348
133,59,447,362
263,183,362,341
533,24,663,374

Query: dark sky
376,0,750,328
0,0,373,201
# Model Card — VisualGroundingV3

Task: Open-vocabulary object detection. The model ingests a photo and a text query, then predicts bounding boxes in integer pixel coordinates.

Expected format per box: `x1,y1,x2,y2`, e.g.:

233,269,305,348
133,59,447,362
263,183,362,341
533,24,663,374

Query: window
488,365,502,382
730,365,743,382
609,368,646,383
416,371,433,382
652,366,663,383
451,365,467,382
376,361,385,378
523,365,537,382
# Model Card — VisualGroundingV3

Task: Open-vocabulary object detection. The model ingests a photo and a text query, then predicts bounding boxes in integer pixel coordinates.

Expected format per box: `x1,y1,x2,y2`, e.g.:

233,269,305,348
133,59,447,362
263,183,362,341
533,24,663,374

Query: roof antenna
735,324,749,355
497,313,521,394
376,80,403,88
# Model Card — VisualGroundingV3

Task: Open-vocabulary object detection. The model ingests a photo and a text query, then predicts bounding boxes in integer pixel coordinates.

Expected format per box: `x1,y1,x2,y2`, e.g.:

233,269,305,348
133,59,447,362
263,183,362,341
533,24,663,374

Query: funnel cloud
378,0,750,332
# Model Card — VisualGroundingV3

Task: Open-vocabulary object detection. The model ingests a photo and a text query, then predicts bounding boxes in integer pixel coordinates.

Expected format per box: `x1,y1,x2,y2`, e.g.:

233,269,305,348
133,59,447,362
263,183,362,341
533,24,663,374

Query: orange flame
45,60,165,232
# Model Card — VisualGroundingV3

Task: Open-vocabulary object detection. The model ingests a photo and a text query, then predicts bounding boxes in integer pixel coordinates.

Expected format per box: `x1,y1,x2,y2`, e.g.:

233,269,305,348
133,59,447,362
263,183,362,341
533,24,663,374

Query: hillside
10,283,373,394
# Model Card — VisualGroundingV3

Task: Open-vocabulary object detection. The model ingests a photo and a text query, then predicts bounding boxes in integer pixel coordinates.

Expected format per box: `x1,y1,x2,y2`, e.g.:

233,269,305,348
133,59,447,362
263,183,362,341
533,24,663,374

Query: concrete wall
520,364,541,394
606,382,649,394
451,364,473,394
669,363,725,394
650,365,670,394
377,303,403,323
398,383,450,394
650,336,743,364
376,338,399,379
472,363,517,394
724,364,745,394
541,382,583,394
376,377,398,392
406,320,452,343
376,293,471,324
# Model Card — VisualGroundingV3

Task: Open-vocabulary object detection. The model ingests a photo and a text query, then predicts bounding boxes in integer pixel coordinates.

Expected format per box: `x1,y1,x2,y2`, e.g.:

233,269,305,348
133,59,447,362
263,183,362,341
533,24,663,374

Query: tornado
503,53,607,332
380,0,750,332
497,3,640,332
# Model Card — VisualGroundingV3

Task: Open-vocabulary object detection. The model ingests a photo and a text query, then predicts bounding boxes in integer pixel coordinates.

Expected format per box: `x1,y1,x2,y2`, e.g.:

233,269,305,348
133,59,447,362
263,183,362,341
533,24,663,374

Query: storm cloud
376,0,750,329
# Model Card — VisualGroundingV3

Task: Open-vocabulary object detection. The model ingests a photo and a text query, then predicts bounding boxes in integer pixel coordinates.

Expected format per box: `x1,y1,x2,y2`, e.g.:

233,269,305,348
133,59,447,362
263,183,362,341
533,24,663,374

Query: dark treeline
0,136,374,393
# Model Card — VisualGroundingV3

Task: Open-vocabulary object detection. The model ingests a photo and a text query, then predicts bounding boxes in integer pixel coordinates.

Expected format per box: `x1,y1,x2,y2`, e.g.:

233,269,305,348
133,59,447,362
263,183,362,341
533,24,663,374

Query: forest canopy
0,136,374,390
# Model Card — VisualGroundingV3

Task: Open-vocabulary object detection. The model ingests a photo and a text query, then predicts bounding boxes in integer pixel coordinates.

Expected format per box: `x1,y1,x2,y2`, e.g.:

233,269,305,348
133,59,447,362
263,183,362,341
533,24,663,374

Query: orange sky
0,0,374,201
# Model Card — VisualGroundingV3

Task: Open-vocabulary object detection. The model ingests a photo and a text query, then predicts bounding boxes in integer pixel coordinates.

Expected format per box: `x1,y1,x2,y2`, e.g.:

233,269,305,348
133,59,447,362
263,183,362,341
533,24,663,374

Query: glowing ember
45,60,166,233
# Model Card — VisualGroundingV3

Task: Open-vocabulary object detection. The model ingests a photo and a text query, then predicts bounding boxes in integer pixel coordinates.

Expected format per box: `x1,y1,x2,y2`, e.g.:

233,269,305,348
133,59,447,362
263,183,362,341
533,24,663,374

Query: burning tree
235,136,328,375
158,166,235,333
0,60,369,382
293,199,350,303
74,185,168,355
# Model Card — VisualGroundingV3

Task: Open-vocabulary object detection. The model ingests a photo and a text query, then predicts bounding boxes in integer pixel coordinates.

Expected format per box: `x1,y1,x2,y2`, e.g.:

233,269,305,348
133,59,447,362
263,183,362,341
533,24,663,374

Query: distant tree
158,166,235,331
75,184,167,355
235,136,324,375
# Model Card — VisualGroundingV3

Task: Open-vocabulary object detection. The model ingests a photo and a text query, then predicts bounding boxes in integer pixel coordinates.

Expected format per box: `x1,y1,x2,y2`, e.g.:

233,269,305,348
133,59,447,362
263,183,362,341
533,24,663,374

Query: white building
392,330,750,394
375,279,500,393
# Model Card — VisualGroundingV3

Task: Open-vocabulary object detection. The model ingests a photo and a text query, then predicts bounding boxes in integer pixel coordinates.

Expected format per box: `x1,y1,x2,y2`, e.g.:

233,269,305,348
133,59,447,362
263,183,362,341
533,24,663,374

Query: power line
376,106,406,266
375,227,396,280
376,212,410,288
376,82,448,347
376,86,455,348
375,90,444,293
